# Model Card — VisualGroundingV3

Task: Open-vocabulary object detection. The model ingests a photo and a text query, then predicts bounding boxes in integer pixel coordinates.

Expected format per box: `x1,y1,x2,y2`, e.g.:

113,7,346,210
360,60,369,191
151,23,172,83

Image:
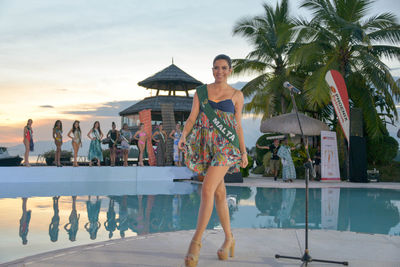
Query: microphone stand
275,89,348,266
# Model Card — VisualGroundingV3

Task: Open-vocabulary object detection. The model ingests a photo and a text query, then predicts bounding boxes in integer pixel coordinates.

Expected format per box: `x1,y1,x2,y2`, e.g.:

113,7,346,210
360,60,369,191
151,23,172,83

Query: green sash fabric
196,85,240,149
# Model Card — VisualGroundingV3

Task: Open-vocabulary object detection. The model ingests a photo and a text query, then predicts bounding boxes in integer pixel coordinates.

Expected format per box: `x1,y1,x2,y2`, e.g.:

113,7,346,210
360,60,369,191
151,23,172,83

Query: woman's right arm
152,131,159,142
67,129,73,139
87,129,93,140
52,129,56,140
178,93,200,149
133,131,139,140
169,130,175,139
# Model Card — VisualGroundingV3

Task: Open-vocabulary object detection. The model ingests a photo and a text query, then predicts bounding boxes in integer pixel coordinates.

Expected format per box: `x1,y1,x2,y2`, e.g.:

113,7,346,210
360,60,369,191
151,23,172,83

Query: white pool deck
1,168,400,266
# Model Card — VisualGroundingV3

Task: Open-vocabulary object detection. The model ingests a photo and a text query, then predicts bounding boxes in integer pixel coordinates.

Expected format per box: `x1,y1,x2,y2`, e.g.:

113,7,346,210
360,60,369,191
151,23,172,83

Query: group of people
257,138,322,182
24,54,248,266
22,119,184,167
257,138,296,182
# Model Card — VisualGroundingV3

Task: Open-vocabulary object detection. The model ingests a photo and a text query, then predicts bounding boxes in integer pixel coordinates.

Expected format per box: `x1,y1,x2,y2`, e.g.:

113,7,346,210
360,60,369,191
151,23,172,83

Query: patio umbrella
260,112,330,136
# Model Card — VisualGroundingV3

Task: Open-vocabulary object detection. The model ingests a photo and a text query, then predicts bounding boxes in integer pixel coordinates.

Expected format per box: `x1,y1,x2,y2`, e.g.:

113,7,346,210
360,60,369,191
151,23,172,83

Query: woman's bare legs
110,146,116,166
185,166,229,262
214,180,234,251
72,142,79,167
55,142,62,166
123,149,128,166
23,140,30,166
138,143,145,166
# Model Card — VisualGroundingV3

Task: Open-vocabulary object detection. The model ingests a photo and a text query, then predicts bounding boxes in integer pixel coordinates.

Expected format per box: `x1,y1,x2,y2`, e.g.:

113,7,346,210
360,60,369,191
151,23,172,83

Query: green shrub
43,150,72,166
367,135,399,165
252,165,265,174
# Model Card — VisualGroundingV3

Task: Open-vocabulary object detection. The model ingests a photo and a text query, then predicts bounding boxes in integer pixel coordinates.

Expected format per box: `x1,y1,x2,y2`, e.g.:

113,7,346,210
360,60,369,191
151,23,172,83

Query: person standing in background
68,120,82,167
152,123,167,166
277,138,296,182
120,123,132,167
53,120,63,167
87,121,103,167
169,123,183,166
133,123,147,166
256,138,281,181
23,119,34,166
107,122,120,166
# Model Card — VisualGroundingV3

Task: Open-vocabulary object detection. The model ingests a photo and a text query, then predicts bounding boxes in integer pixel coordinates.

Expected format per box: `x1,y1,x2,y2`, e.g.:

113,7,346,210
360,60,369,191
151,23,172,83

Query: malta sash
196,85,240,149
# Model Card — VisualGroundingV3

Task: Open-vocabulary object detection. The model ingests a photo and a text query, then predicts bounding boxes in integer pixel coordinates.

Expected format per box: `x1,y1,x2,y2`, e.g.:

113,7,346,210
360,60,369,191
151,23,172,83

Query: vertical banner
139,109,156,166
321,188,340,230
325,70,350,144
321,131,340,181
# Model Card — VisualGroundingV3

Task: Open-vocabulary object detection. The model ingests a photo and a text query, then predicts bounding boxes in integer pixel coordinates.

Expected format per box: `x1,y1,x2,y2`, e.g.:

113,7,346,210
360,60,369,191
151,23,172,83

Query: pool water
0,185,399,263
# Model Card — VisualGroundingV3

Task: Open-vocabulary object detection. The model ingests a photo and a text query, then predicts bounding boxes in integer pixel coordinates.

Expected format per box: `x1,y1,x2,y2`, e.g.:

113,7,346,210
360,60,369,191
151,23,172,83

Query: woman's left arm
234,90,248,168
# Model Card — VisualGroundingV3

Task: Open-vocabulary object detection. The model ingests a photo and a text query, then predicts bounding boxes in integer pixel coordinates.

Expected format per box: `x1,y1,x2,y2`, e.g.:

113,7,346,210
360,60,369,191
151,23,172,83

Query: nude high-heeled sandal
185,239,202,267
217,234,235,260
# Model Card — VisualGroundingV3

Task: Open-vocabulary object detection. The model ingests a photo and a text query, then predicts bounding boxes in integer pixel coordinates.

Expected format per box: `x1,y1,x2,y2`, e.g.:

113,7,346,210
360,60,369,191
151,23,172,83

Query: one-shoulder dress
184,98,241,176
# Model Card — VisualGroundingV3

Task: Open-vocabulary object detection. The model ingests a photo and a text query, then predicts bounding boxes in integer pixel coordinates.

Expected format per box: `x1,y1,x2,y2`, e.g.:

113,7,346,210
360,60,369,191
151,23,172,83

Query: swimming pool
0,184,399,263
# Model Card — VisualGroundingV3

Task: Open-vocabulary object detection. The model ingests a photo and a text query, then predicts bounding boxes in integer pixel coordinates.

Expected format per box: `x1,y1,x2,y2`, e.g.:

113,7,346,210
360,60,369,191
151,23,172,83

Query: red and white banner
321,131,340,181
325,70,350,143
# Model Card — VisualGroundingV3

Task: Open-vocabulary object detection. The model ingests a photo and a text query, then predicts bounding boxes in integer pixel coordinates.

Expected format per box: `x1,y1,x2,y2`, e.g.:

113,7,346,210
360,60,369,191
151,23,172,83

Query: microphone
283,81,301,95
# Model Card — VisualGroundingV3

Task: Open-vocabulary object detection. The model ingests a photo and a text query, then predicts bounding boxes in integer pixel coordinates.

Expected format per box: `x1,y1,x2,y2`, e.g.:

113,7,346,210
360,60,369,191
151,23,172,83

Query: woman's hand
178,135,186,152
240,153,248,168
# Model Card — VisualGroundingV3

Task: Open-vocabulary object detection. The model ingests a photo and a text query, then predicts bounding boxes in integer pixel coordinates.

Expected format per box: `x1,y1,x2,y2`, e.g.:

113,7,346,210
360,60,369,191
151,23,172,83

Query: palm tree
291,0,400,139
231,0,298,118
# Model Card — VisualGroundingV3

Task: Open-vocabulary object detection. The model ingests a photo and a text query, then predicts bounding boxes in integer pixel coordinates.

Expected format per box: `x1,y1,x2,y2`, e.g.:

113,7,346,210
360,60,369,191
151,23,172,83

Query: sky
1,0,400,148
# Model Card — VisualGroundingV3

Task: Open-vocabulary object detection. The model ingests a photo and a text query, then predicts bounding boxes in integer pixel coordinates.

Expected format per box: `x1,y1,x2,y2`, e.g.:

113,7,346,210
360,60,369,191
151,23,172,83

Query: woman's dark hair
93,121,102,135
72,120,81,133
213,54,232,69
112,122,116,127
54,120,62,131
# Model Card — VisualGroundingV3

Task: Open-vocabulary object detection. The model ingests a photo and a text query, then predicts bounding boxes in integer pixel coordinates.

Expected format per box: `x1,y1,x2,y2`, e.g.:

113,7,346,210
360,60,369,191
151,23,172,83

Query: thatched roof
119,95,193,116
138,64,203,92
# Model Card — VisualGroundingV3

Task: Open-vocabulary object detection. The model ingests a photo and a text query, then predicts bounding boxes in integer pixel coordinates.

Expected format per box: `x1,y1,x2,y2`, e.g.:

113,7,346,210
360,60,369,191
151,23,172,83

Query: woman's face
56,121,61,127
176,124,180,130
28,119,32,126
112,123,116,129
74,121,79,128
212,59,231,83
94,122,99,129
123,124,128,130
159,124,163,130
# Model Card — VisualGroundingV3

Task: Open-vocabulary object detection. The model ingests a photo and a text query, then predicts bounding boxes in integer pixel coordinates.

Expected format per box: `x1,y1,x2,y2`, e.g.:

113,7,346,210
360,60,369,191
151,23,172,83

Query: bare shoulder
231,88,244,104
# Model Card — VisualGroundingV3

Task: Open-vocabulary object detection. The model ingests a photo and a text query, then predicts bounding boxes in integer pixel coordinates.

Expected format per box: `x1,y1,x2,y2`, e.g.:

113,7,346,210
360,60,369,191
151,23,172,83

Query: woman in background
87,121,103,167
133,123,147,166
169,123,183,166
107,122,119,166
23,119,34,166
152,123,167,166
67,120,82,167
277,138,296,182
53,120,63,167
120,123,132,167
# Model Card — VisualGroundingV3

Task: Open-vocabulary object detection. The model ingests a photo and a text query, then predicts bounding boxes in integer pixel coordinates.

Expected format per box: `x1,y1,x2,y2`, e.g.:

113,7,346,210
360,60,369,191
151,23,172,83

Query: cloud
62,100,135,117
40,105,54,108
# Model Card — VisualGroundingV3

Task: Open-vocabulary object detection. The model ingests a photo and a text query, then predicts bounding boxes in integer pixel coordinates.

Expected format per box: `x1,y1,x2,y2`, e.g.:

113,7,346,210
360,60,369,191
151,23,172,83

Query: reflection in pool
1,185,399,263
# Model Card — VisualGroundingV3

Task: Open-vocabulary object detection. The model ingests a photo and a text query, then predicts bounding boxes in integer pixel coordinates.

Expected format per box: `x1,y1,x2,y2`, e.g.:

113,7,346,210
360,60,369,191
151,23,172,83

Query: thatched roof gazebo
138,63,203,96
119,62,203,129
